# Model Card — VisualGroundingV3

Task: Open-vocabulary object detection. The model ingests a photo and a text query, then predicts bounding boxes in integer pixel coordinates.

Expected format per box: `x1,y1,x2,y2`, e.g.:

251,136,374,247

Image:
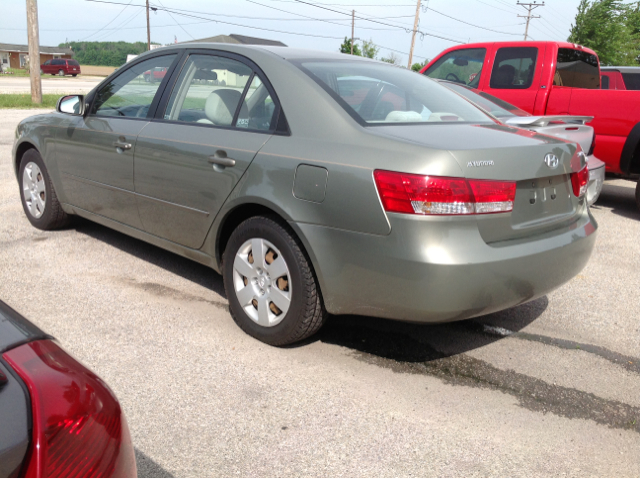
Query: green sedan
12,44,597,346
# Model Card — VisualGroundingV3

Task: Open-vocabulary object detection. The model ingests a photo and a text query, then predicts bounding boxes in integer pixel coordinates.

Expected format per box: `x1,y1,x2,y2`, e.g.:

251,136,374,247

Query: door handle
113,140,132,150
208,150,235,168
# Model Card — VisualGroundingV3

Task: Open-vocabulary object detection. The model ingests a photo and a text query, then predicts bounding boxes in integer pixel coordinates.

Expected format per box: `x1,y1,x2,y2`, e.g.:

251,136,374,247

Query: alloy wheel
232,238,292,327
22,162,46,219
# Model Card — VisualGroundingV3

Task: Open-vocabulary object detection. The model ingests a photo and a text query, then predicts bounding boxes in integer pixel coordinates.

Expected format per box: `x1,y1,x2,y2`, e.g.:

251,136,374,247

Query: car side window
601,74,610,89
490,47,538,89
164,54,253,127
44,60,51,66
92,54,176,118
236,76,277,131
423,48,486,87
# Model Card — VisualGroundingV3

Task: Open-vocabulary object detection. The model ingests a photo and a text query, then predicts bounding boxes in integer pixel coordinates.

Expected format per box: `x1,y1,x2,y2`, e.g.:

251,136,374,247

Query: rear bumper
295,207,597,322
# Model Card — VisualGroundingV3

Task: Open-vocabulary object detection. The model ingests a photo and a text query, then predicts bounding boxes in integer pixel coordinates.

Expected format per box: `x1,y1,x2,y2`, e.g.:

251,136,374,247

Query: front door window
92,54,176,118
423,48,486,87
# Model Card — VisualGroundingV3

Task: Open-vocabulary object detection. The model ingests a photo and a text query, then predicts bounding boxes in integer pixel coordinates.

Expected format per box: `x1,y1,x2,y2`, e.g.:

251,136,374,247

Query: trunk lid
370,123,586,243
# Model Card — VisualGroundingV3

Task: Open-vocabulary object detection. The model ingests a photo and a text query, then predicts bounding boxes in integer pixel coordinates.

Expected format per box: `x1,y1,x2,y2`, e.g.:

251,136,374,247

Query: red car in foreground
0,300,136,477
421,41,640,208
40,58,81,77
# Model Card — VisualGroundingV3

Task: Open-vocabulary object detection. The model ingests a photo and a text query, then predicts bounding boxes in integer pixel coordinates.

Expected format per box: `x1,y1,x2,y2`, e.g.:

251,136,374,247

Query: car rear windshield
440,82,529,118
554,48,600,89
622,72,640,90
68,60,80,66
295,59,493,125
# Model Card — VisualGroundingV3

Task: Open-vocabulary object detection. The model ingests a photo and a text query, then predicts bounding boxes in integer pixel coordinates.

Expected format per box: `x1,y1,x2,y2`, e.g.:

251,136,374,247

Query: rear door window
600,74,610,89
423,48,486,88
490,47,537,89
621,73,640,90
554,48,600,89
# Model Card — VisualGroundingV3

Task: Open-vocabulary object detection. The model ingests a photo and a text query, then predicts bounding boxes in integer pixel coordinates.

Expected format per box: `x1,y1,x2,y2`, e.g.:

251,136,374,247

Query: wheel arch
213,200,328,306
619,122,640,175
14,141,38,180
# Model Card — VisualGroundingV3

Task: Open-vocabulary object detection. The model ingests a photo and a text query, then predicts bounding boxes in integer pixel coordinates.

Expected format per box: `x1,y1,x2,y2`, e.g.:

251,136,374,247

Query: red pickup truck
421,41,640,206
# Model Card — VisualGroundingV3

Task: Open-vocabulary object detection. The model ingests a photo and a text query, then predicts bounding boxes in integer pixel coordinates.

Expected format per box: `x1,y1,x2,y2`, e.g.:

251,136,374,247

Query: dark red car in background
0,300,137,477
143,67,167,82
40,58,81,77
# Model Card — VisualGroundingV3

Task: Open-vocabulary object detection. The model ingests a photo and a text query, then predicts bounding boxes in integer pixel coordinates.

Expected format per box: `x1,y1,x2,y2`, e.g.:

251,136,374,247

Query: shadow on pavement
594,181,640,221
74,219,227,298
316,296,548,362
135,448,175,478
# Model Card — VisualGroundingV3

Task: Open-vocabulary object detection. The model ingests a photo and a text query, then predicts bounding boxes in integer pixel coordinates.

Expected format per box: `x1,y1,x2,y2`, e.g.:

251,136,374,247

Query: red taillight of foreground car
571,166,589,198
373,170,516,215
3,340,137,478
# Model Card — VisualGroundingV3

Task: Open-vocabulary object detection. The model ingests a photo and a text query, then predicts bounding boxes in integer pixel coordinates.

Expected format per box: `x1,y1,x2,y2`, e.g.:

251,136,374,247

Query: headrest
385,110,423,122
204,89,245,126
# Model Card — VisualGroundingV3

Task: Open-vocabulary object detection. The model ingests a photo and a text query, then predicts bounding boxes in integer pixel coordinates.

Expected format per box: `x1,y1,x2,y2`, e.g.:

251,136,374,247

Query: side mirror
56,95,85,116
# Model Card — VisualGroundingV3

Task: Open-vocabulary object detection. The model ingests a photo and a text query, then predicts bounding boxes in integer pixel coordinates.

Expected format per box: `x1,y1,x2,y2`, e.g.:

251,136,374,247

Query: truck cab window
490,47,537,89
423,48,486,88
555,48,600,89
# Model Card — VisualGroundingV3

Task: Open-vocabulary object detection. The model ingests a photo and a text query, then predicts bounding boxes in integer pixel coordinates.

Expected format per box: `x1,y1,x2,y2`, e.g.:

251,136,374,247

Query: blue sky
2,0,582,64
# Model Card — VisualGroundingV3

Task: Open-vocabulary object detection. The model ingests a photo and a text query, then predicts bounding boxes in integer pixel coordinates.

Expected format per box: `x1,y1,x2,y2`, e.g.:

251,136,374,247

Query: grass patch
0,68,30,77
0,93,65,109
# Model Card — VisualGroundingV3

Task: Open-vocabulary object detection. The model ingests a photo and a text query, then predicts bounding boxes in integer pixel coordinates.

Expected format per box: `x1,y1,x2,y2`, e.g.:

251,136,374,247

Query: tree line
338,37,428,71
569,0,640,66
59,41,154,67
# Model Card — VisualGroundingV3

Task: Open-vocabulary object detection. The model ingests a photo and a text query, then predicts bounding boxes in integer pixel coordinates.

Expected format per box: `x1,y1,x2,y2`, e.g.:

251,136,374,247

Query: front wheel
223,216,326,346
19,149,71,230
58,69,64,76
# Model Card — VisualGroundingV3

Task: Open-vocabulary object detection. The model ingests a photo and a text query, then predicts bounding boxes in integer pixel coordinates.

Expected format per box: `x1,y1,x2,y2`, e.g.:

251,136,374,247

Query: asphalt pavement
1,110,639,476
0,75,102,94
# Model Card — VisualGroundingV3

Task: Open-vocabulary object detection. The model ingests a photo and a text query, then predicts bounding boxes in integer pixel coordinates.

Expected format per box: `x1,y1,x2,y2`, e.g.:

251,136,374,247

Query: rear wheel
58,69,64,76
71,74,77,77
19,149,70,230
223,216,326,346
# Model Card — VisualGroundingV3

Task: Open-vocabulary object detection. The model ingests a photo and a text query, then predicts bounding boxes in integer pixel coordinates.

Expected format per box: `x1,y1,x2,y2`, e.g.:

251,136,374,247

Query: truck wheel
19,149,71,230
223,216,327,346
636,181,640,211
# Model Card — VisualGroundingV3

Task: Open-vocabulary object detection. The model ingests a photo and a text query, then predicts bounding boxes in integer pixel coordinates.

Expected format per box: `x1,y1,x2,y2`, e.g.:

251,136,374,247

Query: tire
223,216,327,346
58,69,64,76
71,74,77,77
19,149,71,230
636,181,640,211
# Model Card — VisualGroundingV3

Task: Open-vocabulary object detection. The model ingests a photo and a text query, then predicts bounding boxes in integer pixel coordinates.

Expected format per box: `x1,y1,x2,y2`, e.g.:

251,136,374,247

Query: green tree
568,0,637,66
411,60,428,72
61,41,155,66
380,52,402,65
339,37,362,56
361,39,379,59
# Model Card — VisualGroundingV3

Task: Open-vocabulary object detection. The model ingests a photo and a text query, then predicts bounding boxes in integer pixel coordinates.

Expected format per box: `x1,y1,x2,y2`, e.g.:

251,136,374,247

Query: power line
517,1,544,41
80,0,133,41
427,7,522,35
154,0,196,40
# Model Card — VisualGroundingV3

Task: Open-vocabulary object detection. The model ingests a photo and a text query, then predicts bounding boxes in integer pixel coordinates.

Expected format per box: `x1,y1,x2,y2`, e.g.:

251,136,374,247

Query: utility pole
351,10,354,55
26,0,41,104
517,1,544,41
146,0,151,51
407,0,421,69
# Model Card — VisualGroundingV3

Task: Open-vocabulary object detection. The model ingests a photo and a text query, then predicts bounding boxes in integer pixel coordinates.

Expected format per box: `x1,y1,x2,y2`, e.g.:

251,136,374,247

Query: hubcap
22,162,46,219
233,238,292,327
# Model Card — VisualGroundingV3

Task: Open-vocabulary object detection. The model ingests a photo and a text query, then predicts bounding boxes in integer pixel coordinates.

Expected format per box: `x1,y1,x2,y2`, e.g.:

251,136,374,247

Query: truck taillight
374,170,516,215
3,340,137,478
571,166,589,198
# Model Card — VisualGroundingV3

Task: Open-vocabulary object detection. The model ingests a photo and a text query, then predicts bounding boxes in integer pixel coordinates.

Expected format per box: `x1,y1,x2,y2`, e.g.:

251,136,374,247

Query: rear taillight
571,166,589,198
373,170,516,215
3,340,137,478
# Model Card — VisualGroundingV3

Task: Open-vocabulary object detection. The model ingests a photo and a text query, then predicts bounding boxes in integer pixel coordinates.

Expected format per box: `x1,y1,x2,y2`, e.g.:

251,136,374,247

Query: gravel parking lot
1,109,639,476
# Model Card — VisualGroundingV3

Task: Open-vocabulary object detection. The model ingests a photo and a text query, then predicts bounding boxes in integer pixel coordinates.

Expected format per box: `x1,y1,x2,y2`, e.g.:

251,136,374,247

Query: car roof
601,66,640,73
142,42,377,63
